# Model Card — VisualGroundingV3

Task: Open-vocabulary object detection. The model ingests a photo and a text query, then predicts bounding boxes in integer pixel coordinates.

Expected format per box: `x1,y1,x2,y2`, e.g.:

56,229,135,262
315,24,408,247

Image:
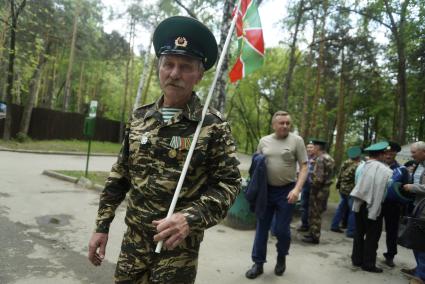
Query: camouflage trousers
308,186,330,240
115,225,200,284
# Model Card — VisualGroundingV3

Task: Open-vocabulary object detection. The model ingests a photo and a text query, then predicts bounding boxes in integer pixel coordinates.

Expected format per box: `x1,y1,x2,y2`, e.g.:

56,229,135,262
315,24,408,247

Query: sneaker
301,235,320,244
330,227,344,233
274,256,286,276
245,263,263,279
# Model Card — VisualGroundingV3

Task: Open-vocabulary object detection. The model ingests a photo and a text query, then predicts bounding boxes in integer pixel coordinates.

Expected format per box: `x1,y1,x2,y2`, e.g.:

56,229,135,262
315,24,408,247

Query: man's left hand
287,188,300,204
153,213,190,250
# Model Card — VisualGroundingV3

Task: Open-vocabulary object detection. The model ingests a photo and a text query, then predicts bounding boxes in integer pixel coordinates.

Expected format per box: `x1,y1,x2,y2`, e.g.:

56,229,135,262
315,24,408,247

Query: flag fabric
229,0,265,83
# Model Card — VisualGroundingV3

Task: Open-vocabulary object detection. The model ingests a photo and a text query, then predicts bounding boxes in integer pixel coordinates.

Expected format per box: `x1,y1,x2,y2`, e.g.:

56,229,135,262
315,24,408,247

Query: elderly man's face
159,55,203,107
411,145,425,163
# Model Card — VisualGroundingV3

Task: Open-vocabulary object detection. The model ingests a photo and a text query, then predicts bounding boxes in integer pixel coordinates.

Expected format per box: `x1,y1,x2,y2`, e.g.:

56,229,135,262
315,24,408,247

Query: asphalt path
0,150,416,284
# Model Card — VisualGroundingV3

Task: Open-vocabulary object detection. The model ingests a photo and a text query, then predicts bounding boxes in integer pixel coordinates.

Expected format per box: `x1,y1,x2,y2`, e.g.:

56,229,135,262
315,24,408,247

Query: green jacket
336,159,359,196
95,93,241,249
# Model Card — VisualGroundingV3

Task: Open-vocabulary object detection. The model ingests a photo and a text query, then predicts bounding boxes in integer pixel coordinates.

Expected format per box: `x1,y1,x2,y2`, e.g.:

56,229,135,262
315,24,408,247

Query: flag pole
155,0,242,253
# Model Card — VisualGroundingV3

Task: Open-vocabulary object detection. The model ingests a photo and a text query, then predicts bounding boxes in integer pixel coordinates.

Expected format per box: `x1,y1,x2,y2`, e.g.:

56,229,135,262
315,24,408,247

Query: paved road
0,151,416,284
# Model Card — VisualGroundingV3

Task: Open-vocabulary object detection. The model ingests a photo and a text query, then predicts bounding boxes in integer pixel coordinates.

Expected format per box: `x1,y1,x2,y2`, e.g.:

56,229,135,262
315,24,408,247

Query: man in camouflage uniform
87,16,241,284
330,146,362,235
302,139,335,244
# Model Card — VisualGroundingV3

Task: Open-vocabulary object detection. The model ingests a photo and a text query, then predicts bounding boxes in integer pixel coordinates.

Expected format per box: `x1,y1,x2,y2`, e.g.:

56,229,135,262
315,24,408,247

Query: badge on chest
169,136,192,159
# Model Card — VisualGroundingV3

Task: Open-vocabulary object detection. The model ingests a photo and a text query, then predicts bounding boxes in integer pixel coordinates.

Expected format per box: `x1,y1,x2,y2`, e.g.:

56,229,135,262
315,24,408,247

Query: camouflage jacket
95,93,241,245
311,152,335,190
336,159,359,196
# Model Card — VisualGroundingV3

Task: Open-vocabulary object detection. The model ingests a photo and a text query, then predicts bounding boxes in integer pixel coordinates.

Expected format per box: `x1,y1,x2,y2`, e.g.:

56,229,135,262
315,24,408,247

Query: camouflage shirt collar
144,92,203,122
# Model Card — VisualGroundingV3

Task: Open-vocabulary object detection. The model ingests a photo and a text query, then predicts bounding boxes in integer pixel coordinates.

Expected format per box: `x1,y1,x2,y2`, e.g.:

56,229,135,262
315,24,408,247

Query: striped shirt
160,107,182,123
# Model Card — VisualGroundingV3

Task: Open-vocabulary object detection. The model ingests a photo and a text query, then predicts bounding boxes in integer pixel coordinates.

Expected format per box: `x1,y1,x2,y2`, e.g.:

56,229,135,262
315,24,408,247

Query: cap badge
175,36,188,47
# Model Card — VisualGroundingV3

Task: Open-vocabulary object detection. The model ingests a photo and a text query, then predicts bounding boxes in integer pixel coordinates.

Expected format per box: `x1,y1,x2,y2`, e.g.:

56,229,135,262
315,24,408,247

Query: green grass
0,139,121,154
57,170,109,186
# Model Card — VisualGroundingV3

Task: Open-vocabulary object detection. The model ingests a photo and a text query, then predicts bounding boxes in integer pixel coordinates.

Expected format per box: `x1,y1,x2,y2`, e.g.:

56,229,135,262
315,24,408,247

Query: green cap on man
364,141,390,152
347,146,362,159
153,16,218,71
308,138,327,147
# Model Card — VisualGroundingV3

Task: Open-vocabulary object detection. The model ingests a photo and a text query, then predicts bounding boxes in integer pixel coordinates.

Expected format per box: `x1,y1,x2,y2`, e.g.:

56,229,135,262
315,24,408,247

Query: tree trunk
19,43,49,135
300,17,317,140
3,0,27,140
141,55,155,106
119,19,135,142
76,62,85,113
419,90,425,141
215,0,235,114
133,32,153,110
282,0,305,110
63,1,80,111
383,0,410,144
309,0,327,136
44,58,57,109
334,48,346,170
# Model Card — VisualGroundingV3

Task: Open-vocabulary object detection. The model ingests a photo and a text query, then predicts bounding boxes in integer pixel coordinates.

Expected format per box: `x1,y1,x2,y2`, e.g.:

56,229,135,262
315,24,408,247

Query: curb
42,170,104,191
0,147,116,157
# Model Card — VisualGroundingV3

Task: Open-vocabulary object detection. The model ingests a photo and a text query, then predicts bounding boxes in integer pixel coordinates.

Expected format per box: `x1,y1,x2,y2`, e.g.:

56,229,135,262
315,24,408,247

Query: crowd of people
244,114,425,284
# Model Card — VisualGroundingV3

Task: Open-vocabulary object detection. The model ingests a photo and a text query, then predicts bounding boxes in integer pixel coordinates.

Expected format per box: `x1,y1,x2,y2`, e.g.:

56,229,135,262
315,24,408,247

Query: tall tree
281,0,307,110
2,0,26,140
62,0,80,111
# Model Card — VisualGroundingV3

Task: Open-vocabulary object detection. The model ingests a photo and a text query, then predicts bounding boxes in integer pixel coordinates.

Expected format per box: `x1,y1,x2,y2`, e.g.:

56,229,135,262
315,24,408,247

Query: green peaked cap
153,16,218,71
364,141,390,152
308,138,327,146
347,146,362,158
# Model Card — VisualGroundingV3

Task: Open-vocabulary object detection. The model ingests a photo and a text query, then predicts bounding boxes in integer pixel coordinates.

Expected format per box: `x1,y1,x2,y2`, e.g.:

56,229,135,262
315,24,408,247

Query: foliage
1,0,424,158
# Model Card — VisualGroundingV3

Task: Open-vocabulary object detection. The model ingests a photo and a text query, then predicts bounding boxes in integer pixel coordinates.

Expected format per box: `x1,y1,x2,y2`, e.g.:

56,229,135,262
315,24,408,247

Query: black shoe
245,263,263,279
384,257,395,267
330,227,344,233
274,256,286,276
302,236,320,244
362,266,383,273
401,267,416,278
297,226,309,232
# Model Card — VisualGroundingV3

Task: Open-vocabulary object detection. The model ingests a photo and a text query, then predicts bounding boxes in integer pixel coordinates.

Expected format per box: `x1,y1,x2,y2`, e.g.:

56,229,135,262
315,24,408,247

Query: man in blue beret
87,16,241,283
350,141,393,273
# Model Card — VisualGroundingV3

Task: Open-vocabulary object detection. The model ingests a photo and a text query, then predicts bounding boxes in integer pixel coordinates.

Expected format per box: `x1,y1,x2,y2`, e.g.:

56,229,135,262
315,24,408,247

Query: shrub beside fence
0,104,121,142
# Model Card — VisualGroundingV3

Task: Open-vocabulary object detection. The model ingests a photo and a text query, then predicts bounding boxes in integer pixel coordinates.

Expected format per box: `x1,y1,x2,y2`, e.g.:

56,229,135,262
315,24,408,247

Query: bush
15,132,31,143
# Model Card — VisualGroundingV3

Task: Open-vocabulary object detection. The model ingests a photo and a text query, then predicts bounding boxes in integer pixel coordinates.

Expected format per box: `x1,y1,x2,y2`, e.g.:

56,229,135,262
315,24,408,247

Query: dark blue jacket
244,153,268,218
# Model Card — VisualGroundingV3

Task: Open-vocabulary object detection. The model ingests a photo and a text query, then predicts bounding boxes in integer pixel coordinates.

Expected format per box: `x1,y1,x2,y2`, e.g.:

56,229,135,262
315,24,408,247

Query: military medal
168,149,177,158
169,136,180,159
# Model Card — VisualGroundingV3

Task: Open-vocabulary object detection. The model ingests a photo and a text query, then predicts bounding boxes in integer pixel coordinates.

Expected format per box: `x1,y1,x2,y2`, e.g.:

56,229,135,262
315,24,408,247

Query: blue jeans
414,250,425,281
346,197,356,237
252,183,295,263
300,183,310,228
331,193,349,230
